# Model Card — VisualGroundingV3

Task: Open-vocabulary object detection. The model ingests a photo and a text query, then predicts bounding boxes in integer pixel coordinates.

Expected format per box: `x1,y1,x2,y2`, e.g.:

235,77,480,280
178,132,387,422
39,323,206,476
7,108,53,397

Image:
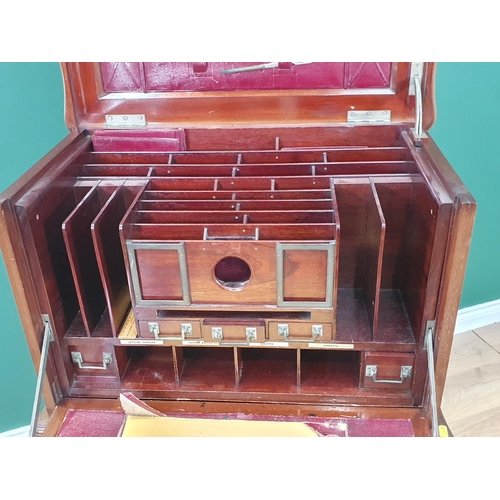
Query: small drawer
138,320,202,340
361,352,414,390
68,344,118,376
268,322,333,343
202,320,265,345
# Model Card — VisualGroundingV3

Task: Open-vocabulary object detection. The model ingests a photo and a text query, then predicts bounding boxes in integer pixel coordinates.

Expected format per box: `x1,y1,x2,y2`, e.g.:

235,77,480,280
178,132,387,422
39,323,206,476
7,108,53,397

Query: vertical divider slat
363,178,386,339
62,184,116,336
297,348,301,387
91,183,134,336
234,347,242,386
330,178,341,339
172,345,185,384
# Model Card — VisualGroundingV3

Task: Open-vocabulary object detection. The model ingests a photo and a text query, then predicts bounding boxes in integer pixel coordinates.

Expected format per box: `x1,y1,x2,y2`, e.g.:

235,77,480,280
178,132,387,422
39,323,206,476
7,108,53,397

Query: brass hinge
347,110,391,124
105,114,147,129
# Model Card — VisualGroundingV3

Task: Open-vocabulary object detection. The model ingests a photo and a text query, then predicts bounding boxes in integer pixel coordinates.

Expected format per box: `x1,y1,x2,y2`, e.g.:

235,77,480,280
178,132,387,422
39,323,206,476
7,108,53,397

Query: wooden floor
442,322,500,437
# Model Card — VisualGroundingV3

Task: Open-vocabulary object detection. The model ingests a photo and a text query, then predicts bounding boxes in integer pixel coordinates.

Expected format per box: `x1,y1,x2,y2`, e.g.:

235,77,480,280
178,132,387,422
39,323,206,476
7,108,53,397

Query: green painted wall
0,62,498,433
0,63,68,433
431,63,500,308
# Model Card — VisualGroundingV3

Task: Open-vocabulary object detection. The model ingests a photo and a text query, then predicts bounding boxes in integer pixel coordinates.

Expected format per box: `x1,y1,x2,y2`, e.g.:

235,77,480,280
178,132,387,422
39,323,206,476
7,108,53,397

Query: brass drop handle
277,324,323,343
148,322,193,340
365,365,412,384
211,327,257,346
71,351,112,370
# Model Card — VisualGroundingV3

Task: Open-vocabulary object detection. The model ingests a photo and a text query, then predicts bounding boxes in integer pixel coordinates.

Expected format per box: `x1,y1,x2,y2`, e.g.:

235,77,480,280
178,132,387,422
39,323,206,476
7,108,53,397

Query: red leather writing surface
101,62,393,93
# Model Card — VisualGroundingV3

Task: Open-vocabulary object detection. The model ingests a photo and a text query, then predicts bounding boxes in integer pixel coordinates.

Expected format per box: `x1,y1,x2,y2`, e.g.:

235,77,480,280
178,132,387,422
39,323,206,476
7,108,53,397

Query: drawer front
268,322,333,343
68,344,118,377
139,320,202,340
201,322,265,345
361,352,415,390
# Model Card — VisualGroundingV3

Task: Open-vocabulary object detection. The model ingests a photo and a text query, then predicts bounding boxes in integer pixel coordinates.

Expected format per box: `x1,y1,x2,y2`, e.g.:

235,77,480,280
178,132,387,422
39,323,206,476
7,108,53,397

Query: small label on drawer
120,339,164,345
182,340,219,346
262,342,290,347
308,343,354,349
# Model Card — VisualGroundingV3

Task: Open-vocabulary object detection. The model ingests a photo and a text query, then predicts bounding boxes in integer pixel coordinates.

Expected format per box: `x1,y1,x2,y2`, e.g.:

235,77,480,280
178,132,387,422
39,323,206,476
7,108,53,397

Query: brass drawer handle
71,351,113,370
211,327,257,345
277,324,323,343
148,322,193,340
365,365,412,384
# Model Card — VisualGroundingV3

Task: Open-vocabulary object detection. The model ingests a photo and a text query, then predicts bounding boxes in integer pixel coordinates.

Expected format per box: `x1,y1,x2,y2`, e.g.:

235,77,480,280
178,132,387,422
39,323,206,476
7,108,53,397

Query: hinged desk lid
62,62,436,132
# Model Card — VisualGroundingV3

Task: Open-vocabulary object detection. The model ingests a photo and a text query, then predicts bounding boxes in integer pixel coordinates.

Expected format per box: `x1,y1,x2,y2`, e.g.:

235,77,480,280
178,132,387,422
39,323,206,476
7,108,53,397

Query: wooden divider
62,185,117,336
172,346,185,384
91,185,141,336
363,179,386,339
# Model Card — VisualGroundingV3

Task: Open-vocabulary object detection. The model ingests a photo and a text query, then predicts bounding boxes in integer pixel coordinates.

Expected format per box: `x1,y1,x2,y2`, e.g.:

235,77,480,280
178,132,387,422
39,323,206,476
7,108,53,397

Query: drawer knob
71,351,113,371
365,365,412,384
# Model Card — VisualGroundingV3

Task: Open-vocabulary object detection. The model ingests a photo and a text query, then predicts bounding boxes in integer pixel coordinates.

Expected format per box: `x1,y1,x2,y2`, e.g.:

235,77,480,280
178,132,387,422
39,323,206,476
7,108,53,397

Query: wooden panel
300,350,359,391
67,343,119,379
238,349,298,393
283,249,328,302
179,347,236,389
91,186,131,336
233,347,242,386
24,189,82,334
372,182,412,289
119,346,176,389
137,199,333,211
128,223,335,242
416,134,476,405
363,180,386,339
65,63,100,127
401,182,449,343
361,352,414,390
334,183,371,288
66,63,432,131
135,210,333,225
134,248,184,301
142,190,330,201
138,320,202,339
268,322,334,342
201,322,265,343
186,241,276,305
172,346,185,384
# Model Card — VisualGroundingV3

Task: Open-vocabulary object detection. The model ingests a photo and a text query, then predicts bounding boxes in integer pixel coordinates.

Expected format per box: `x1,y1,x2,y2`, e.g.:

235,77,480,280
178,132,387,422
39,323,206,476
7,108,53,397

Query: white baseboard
454,298,500,334
0,425,29,438
1,301,498,437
